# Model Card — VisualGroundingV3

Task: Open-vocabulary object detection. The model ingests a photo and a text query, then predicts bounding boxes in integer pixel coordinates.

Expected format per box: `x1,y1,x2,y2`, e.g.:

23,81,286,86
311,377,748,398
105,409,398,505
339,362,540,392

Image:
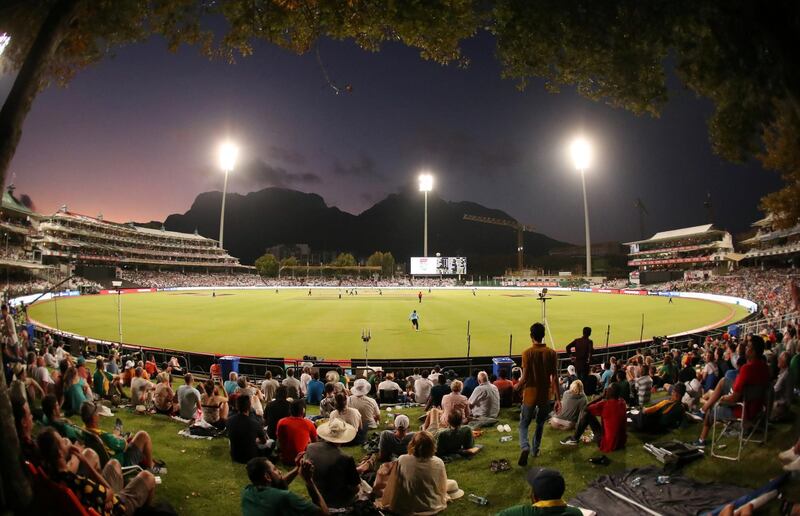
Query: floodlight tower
418,173,434,257
217,141,239,249
570,137,593,277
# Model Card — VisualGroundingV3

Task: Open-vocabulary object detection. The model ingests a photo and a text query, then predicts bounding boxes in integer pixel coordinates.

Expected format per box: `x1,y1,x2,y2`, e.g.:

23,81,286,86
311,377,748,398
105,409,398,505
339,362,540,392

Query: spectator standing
517,322,560,466
565,327,593,382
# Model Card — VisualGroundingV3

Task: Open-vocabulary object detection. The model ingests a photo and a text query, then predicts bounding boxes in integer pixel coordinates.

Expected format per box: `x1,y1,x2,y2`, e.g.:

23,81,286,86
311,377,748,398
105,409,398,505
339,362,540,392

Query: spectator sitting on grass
153,372,176,415
31,355,55,395
631,383,687,433
426,374,451,410
439,379,470,427
93,357,125,402
377,373,402,401
37,427,157,516
379,431,448,515
130,367,155,406
494,369,514,408
144,354,158,377
414,371,433,406
436,411,481,457
468,371,500,428
202,379,229,430
61,366,88,417
306,372,325,405
319,383,336,418
257,370,277,401
349,379,380,430
241,455,329,516
560,383,627,452
224,372,239,396
265,386,292,441
228,394,270,464
282,368,302,399
42,393,83,442
462,370,479,398
81,400,156,470
176,373,202,421
550,380,588,431
304,418,361,509
276,400,318,466
497,467,582,516
238,377,264,419
329,392,363,444
377,414,414,463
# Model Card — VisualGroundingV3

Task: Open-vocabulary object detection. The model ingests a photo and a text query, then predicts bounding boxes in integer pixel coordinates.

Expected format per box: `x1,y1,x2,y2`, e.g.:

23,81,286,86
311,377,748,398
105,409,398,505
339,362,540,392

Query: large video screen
410,256,467,275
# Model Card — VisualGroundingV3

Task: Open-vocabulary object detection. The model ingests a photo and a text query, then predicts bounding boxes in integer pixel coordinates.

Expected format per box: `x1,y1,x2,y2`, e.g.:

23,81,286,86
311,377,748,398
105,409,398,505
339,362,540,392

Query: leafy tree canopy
2,1,800,223
254,252,278,277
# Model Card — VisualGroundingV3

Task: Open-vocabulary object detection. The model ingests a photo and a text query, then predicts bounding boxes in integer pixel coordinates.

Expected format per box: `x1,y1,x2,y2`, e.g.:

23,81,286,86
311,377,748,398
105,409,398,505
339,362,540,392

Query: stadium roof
1,190,36,216
52,211,215,243
624,224,723,245
133,225,211,241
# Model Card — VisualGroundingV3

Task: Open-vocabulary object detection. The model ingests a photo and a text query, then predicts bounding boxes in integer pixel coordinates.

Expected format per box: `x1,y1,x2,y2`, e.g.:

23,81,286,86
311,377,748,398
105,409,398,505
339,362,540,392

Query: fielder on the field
409,310,420,331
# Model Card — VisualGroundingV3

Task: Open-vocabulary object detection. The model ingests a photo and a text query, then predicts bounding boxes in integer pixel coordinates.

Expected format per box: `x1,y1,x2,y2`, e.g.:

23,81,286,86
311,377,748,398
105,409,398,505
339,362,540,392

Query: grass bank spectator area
5,270,800,515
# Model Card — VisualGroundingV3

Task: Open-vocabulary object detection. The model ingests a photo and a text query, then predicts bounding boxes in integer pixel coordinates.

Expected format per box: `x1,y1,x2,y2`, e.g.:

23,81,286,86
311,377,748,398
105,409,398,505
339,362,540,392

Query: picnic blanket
569,467,750,516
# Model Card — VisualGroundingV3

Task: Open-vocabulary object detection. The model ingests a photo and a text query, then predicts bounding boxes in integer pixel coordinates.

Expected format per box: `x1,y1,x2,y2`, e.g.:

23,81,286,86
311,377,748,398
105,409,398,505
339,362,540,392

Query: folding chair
711,382,771,461
24,461,101,516
379,389,399,405
81,430,145,479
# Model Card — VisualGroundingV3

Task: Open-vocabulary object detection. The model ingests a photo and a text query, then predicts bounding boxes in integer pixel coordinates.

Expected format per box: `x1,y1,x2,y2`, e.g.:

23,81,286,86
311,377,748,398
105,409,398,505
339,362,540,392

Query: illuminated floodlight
418,173,433,192
218,141,239,172
0,33,10,57
570,137,592,171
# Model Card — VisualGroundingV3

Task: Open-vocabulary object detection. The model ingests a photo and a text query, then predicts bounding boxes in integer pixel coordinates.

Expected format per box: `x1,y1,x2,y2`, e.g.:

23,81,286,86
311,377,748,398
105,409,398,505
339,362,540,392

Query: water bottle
499,435,513,443
630,477,642,488
656,475,670,485
467,494,489,506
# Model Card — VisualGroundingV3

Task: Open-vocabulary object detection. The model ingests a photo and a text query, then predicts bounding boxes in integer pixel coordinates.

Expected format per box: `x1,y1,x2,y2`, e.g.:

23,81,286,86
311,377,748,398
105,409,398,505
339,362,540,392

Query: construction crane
463,214,535,271
634,198,648,239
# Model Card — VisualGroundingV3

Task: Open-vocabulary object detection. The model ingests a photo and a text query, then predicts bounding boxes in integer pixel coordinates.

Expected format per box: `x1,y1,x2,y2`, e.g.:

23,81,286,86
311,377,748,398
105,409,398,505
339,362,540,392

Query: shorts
123,443,143,467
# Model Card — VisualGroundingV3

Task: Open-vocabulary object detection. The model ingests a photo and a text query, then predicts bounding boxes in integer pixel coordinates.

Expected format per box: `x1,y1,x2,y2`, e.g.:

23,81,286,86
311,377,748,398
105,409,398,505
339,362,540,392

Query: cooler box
492,357,516,379
219,355,240,380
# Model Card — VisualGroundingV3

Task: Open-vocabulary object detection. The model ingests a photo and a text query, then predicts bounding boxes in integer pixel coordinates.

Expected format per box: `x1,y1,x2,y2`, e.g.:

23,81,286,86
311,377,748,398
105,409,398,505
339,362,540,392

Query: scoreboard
410,256,467,275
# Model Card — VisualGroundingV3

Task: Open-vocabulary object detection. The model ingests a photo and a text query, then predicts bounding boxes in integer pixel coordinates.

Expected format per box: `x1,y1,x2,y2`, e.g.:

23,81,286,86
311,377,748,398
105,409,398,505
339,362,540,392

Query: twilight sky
0,32,783,245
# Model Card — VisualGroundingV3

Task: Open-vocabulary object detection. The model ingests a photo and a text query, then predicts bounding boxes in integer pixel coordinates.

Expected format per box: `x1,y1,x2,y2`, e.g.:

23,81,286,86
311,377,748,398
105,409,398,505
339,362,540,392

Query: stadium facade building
35,209,243,270
625,224,735,284
741,213,800,265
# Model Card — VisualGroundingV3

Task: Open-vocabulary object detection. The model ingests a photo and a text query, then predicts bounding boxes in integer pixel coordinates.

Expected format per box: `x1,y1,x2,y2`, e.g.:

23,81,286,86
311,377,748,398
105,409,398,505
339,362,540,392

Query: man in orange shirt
516,322,560,466
493,369,514,408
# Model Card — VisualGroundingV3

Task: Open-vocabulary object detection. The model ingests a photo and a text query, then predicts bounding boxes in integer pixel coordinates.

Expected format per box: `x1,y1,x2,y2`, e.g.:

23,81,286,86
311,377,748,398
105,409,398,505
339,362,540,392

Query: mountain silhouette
163,187,569,274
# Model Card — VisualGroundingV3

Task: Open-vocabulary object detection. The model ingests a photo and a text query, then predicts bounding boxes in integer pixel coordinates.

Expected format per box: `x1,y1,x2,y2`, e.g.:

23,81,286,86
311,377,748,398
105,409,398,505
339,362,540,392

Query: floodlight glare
418,173,433,192
218,141,239,172
570,137,592,171
0,33,10,57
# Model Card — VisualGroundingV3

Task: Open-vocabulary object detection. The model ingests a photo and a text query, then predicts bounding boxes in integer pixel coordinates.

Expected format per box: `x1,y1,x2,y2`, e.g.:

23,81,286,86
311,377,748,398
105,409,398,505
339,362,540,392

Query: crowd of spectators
3,263,800,514
650,267,799,320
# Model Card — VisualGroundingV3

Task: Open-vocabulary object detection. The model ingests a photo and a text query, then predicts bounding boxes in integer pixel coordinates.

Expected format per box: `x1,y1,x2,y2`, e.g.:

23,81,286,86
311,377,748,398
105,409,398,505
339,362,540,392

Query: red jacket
588,398,627,453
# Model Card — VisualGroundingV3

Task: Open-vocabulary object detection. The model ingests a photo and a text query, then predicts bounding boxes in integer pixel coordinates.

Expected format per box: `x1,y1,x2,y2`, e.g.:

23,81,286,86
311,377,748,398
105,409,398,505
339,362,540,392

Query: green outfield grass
28,289,750,359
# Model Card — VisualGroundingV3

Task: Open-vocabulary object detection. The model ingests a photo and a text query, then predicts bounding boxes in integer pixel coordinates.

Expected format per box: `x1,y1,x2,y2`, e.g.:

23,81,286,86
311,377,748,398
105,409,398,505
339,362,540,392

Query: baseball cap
526,467,566,501
394,414,410,429
76,356,86,366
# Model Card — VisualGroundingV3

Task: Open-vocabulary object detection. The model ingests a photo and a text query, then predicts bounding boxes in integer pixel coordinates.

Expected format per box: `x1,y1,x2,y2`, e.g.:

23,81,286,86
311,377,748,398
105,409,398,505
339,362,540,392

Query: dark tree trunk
0,0,82,509
0,0,82,189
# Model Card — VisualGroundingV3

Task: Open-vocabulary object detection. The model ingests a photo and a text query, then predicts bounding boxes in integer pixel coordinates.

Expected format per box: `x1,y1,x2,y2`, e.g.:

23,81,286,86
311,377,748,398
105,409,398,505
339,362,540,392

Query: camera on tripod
538,287,549,300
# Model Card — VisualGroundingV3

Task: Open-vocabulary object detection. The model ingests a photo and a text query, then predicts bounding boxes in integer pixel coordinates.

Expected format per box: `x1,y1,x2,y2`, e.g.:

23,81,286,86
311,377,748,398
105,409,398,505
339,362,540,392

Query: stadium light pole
570,137,593,277
217,141,239,249
418,173,433,257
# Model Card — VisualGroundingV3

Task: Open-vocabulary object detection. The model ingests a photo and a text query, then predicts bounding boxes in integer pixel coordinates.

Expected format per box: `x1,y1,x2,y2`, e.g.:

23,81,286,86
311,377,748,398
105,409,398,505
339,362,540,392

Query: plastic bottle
499,435,513,443
467,494,489,505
